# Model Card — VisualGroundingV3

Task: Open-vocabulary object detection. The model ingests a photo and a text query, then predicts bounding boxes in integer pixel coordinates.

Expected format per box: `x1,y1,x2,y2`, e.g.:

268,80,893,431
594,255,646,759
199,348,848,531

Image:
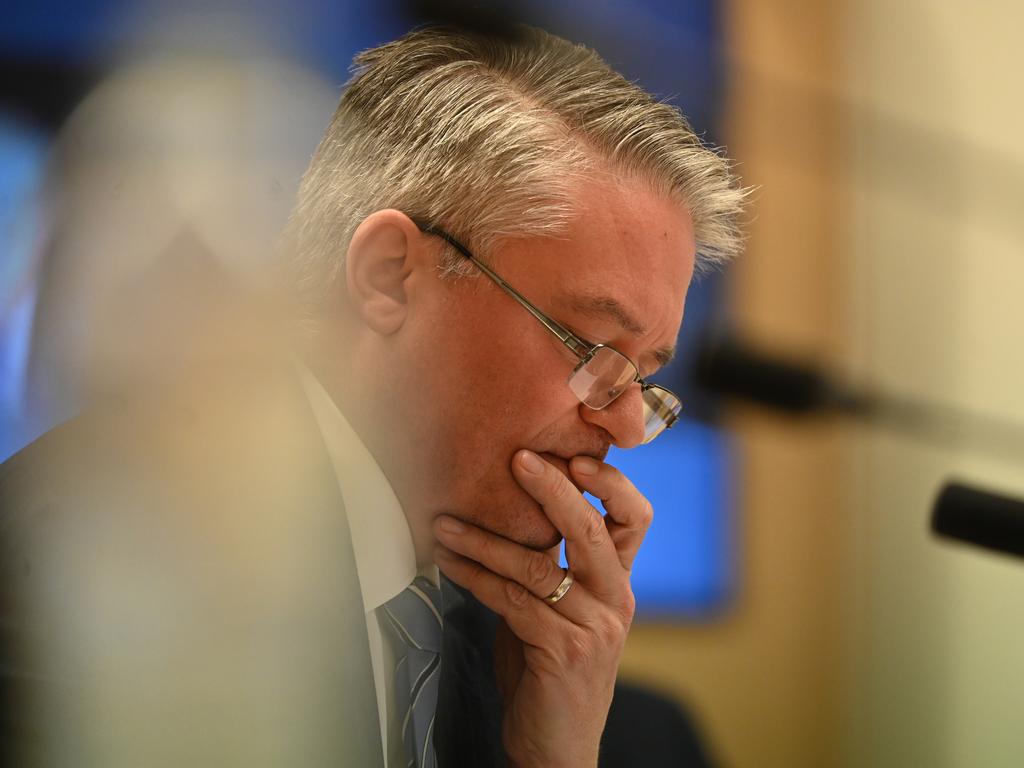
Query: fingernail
518,450,544,474
573,456,599,476
437,516,465,535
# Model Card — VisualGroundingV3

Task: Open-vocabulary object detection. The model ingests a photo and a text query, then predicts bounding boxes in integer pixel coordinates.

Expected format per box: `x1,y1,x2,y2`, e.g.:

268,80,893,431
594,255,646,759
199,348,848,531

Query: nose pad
578,384,646,449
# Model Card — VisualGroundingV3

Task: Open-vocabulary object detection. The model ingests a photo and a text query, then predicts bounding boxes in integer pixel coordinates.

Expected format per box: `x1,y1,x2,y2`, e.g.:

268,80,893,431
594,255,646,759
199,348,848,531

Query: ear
344,210,424,336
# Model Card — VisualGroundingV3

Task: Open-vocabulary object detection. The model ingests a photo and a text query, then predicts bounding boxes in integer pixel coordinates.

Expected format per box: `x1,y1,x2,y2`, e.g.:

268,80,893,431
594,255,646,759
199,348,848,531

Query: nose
578,384,646,449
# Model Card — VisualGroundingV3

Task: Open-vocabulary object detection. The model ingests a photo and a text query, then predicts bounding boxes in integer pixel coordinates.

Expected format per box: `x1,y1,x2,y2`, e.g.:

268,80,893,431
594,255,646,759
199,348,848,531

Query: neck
305,346,438,570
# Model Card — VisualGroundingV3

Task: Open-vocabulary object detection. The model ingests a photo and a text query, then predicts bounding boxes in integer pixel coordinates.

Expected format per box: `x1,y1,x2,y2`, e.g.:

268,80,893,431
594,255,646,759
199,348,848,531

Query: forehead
530,176,696,333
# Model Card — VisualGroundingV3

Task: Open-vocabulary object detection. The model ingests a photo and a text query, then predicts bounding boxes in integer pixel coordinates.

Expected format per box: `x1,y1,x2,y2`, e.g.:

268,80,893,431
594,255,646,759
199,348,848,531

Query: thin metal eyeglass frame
416,223,681,430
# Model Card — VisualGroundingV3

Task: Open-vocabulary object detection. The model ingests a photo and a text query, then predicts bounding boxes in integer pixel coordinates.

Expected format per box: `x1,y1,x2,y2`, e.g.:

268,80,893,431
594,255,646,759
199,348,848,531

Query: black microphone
694,334,1024,462
694,335,864,415
932,482,1024,560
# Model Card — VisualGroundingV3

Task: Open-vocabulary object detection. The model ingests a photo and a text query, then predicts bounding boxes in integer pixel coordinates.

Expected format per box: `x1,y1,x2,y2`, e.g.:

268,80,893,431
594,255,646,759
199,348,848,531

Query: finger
569,456,653,571
433,515,595,622
434,544,573,647
512,450,622,593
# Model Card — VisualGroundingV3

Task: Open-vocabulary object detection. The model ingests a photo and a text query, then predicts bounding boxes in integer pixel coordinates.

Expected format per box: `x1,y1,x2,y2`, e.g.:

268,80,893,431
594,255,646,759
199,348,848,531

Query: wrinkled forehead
553,177,696,319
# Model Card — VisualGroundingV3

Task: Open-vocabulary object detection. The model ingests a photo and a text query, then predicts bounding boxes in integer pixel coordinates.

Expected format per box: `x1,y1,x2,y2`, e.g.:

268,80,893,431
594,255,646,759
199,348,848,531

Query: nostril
578,390,645,449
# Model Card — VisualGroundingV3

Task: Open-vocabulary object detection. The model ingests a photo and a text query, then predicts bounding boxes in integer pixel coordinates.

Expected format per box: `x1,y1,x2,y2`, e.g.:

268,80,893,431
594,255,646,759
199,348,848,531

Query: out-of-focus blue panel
1,0,130,58
521,0,721,135
604,421,734,618
0,116,47,460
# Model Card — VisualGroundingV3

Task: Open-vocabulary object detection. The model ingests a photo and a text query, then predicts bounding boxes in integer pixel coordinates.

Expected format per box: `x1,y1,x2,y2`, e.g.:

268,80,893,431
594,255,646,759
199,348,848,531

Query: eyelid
629,350,665,380
566,323,660,378
641,362,663,380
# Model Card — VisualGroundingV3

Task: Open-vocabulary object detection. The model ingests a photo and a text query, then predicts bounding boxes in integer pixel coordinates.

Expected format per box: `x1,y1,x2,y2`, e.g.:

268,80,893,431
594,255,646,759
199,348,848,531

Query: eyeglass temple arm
418,224,591,358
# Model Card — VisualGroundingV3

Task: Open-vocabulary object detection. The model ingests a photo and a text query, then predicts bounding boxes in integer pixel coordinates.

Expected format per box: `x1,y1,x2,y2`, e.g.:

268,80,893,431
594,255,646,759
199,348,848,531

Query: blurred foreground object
25,46,336,432
1,41,370,766
1,354,377,767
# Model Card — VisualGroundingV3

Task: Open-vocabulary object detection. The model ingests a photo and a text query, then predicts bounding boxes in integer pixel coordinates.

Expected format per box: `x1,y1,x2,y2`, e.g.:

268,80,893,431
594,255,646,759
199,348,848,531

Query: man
284,23,744,767
1,23,742,768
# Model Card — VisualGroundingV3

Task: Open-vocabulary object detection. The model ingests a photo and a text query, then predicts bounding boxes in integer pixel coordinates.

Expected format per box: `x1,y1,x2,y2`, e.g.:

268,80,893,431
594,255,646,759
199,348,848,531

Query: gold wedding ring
543,570,574,604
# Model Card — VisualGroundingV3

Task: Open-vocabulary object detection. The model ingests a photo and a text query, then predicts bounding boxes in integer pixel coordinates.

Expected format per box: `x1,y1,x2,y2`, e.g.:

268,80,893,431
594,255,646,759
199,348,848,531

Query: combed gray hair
283,24,746,330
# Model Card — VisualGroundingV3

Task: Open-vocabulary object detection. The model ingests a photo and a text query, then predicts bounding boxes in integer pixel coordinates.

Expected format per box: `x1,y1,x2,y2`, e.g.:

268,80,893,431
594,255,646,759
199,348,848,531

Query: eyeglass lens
640,386,681,444
567,346,681,443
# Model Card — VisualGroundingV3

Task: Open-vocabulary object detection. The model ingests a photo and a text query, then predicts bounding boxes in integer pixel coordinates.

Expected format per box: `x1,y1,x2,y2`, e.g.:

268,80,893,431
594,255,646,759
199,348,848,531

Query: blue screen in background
0,116,47,461
570,419,735,620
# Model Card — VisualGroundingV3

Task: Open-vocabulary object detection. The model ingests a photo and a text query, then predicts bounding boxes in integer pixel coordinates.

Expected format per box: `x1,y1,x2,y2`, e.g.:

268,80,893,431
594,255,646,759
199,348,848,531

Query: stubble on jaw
430,474,558,553
433,422,611,553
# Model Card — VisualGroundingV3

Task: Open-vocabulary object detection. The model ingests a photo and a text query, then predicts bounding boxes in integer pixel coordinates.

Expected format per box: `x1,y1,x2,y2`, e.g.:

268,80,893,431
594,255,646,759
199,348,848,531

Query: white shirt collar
298,366,420,612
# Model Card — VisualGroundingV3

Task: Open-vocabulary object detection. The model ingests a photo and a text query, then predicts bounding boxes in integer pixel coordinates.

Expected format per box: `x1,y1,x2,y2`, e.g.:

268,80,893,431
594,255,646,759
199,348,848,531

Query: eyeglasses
417,223,682,444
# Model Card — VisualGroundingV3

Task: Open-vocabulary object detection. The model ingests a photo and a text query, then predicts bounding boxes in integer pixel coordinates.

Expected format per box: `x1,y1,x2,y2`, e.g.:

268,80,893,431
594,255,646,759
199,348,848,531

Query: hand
433,449,653,768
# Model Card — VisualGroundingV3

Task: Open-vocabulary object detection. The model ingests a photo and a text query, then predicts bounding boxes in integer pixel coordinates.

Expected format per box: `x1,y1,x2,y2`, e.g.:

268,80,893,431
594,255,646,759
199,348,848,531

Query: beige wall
621,3,1024,767
842,2,1024,766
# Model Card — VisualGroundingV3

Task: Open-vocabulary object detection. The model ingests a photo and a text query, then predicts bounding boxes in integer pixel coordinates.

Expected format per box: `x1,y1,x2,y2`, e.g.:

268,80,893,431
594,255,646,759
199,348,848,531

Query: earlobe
345,211,421,336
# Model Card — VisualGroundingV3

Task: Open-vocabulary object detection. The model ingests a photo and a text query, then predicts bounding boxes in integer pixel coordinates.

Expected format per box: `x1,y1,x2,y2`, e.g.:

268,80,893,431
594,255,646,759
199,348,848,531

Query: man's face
390,176,696,551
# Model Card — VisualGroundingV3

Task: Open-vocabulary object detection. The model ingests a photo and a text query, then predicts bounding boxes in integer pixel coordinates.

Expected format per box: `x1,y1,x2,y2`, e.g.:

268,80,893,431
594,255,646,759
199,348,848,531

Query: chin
516,521,563,552
469,491,562,552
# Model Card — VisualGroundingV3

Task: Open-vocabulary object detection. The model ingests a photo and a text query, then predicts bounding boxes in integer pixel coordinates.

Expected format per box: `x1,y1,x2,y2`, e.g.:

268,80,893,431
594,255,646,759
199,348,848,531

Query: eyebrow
562,292,677,368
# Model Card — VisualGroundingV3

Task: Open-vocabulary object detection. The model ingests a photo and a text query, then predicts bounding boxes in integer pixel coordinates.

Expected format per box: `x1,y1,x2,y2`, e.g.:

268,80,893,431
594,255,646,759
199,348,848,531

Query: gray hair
283,24,746,329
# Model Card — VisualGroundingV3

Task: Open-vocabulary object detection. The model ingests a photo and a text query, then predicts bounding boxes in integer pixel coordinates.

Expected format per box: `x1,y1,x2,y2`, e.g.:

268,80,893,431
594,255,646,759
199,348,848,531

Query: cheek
423,321,573,444
403,284,580,446
461,332,574,433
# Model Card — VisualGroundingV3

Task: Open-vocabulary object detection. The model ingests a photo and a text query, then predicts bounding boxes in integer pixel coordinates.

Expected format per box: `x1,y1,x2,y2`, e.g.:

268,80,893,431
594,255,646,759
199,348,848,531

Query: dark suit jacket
0,362,505,767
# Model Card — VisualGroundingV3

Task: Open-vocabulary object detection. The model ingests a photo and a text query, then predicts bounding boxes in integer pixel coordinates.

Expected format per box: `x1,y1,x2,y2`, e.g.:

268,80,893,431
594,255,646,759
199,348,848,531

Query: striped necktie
380,576,444,768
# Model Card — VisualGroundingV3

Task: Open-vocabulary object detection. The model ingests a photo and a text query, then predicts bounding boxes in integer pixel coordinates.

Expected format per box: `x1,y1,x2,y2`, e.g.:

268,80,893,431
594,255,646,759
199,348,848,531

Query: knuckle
548,470,577,503
580,509,606,546
620,590,637,625
504,579,532,609
465,559,488,586
596,616,626,650
475,532,496,562
638,499,654,529
563,630,595,667
525,552,557,591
